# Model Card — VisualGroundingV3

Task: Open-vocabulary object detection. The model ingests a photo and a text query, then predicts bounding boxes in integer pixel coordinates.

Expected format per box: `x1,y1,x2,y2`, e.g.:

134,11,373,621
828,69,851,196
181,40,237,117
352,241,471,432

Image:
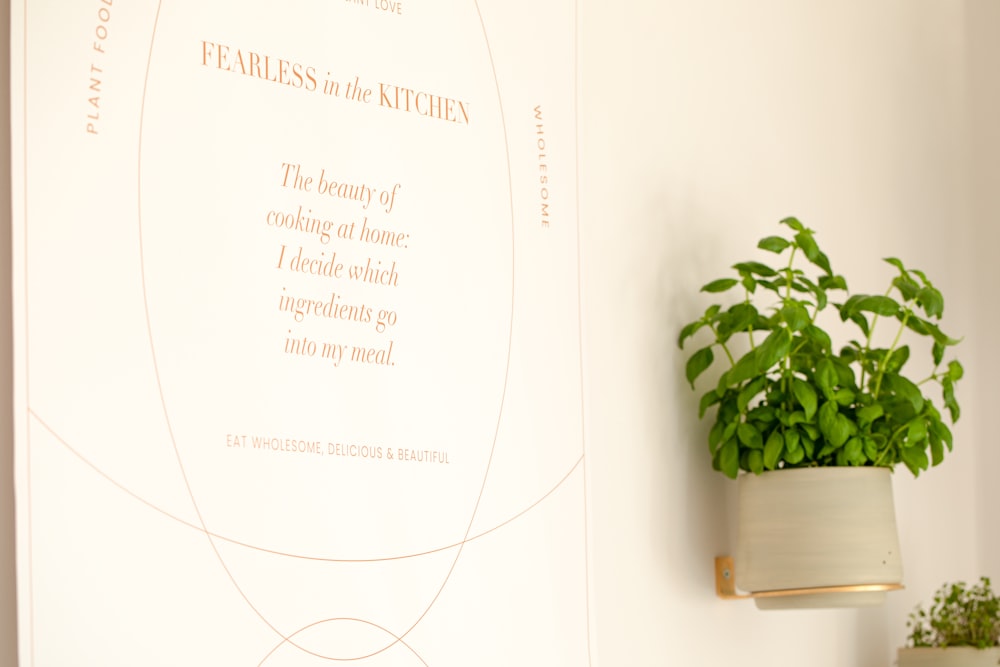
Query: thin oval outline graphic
136,0,517,660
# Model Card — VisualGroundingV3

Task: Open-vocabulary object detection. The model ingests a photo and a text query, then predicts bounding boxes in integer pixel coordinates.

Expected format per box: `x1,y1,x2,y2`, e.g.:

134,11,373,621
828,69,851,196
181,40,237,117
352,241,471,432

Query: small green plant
678,217,963,479
908,578,1000,649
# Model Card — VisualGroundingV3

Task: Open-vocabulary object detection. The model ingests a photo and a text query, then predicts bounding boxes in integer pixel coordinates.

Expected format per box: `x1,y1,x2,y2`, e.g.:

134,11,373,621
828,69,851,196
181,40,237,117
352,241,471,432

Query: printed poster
10,1,590,665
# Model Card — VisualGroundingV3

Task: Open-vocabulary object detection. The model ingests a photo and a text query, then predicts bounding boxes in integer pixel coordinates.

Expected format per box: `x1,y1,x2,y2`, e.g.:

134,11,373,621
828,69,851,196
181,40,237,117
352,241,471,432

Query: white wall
0,1,995,666
579,1,990,665
967,0,1000,578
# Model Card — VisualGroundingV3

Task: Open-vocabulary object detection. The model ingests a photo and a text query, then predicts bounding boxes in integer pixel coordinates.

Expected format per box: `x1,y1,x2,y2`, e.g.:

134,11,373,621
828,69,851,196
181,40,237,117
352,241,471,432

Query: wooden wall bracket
714,556,904,601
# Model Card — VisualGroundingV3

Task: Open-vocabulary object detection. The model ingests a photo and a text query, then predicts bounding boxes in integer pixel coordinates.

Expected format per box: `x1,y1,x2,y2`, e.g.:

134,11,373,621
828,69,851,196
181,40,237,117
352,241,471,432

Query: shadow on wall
2,0,19,663
649,205,736,598
854,605,890,667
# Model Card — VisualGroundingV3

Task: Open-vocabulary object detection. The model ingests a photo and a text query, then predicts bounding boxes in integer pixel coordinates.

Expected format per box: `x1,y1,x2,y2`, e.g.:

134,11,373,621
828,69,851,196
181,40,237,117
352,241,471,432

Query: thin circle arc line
257,617,431,667
30,407,583,563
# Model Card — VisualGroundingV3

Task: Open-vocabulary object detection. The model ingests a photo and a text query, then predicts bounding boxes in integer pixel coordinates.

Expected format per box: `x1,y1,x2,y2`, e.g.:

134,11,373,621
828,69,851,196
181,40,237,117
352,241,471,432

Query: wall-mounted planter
734,467,903,610
897,647,1000,666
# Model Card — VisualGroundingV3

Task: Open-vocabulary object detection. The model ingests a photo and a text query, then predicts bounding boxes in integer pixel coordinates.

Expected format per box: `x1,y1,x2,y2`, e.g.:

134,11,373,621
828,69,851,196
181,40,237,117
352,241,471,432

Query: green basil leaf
708,420,725,453
932,341,945,366
747,405,777,423
815,358,838,397
917,286,944,319
847,311,871,337
863,437,878,460
910,268,930,285
784,429,801,455
832,413,853,447
802,325,832,354
800,433,816,458
838,294,864,321
884,257,906,272
882,373,925,414
787,410,808,426
737,376,767,413
907,418,928,444
785,444,805,464
718,303,759,337
701,278,739,293
855,295,900,317
758,236,791,253
780,217,805,232
943,377,960,422
886,345,910,374
699,389,721,419
844,437,863,465
900,444,929,476
719,439,740,479
755,328,792,372
678,320,706,348
781,302,811,331
720,349,758,389
721,421,739,443
738,422,764,449
819,401,851,448
763,431,784,470
929,432,944,466
792,378,818,420
908,318,960,346
819,400,839,443
893,274,920,301
733,261,779,277
794,230,832,273
930,420,953,451
819,274,848,291
857,404,884,428
685,346,714,388
834,387,855,407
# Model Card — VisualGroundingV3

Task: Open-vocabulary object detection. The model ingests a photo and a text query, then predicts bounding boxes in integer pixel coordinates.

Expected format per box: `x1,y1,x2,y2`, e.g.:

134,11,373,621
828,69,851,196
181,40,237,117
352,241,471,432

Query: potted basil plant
678,217,963,608
899,577,1000,666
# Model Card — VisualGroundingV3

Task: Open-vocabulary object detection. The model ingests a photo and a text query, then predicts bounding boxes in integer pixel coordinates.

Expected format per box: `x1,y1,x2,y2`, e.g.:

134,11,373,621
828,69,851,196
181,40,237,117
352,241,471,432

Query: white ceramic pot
897,647,1000,666
735,467,903,610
